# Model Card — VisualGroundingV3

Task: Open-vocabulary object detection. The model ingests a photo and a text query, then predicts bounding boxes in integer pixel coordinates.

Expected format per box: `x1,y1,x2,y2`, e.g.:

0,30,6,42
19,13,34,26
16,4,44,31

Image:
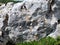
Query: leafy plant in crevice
0,0,22,3
54,36,60,45
0,0,13,3
16,37,57,45
6,36,60,45
38,37,56,45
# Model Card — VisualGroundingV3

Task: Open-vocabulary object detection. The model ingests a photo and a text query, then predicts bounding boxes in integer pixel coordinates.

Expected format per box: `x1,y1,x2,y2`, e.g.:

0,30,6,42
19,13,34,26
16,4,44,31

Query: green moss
56,36,60,41
16,37,58,45
38,37,56,45
0,0,22,3
54,41,60,45
0,0,12,3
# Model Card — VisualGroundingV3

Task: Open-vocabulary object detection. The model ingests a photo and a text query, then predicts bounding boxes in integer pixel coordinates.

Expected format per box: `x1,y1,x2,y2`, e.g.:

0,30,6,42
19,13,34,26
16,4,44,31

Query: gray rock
0,0,60,44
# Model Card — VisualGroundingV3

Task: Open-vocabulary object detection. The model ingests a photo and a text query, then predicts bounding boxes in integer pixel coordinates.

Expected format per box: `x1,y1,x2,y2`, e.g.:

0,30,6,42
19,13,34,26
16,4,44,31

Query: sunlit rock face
0,0,60,44
48,24,60,38
48,0,60,38
7,0,50,42
53,0,60,19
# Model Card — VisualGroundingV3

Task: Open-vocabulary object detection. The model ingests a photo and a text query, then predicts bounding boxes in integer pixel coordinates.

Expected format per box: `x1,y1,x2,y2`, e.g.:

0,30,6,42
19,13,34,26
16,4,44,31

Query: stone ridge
0,0,60,45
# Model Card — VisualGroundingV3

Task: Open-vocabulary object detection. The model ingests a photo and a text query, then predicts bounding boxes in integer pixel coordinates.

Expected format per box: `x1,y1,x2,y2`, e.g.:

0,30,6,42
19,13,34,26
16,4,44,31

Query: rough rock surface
0,0,60,44
48,0,60,38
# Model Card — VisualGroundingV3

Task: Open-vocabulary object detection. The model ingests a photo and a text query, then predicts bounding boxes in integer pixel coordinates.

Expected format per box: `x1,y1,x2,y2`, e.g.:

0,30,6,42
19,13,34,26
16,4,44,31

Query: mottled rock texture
0,0,60,44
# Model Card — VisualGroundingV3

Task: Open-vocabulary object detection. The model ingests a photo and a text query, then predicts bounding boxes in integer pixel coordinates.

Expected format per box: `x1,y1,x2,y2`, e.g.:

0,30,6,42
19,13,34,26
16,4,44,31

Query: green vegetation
0,0,23,3
16,36,60,45
0,0,13,3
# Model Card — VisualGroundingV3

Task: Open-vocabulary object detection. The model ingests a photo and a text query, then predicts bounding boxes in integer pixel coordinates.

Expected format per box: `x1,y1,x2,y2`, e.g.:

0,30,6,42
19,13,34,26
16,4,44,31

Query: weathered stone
0,0,60,44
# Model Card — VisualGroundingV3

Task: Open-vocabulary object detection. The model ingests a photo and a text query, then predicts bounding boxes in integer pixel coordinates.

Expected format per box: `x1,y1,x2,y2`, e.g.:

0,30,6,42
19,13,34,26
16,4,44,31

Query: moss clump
0,0,22,3
38,37,56,45
16,36,59,45
54,41,60,45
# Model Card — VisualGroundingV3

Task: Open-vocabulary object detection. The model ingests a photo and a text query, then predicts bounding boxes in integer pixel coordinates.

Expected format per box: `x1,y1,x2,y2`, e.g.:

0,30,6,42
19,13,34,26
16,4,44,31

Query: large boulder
0,0,60,44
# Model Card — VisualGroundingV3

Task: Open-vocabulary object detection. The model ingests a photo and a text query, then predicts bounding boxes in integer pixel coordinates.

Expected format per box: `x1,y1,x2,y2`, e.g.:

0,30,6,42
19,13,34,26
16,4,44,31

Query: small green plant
56,36,60,41
38,37,56,45
16,41,39,45
0,0,13,3
54,36,60,45
54,41,60,45
0,0,22,3
16,37,58,45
